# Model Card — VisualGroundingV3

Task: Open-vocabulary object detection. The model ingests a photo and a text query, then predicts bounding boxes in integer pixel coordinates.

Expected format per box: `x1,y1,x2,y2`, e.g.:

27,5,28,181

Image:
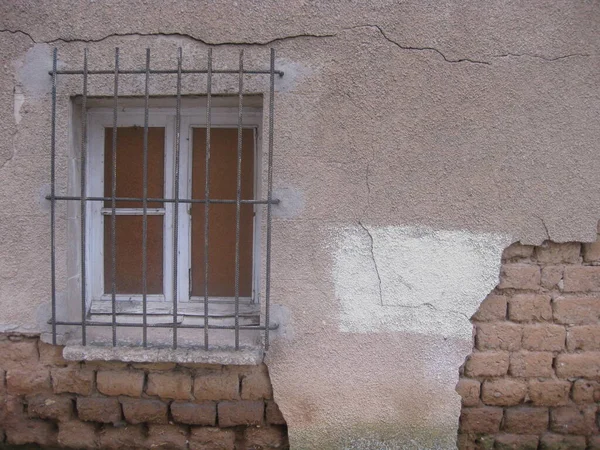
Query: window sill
62,342,264,365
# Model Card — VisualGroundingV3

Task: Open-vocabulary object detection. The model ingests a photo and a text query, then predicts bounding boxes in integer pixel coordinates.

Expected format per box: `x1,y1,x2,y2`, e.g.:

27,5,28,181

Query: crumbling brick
509,352,554,377
499,264,540,290
171,401,216,425
494,434,539,450
541,265,564,290
535,242,580,264
456,378,480,407
459,407,503,434
555,352,600,378
96,370,144,397
77,397,122,424
241,364,273,400
57,420,97,449
503,407,549,434
121,398,168,424
218,400,264,427
52,366,95,395
528,380,570,406
539,433,586,450
563,266,600,292
38,341,68,367
571,379,600,403
553,296,600,324
0,338,39,369
27,394,73,421
472,294,507,322
508,294,552,322
522,324,565,351
244,425,288,449
503,243,534,261
146,424,188,449
550,405,598,435
481,379,526,406
194,372,239,401
189,427,236,450
464,352,509,377
476,323,521,351
5,418,58,446
99,424,145,449
566,325,600,351
266,400,286,425
6,368,51,395
147,371,192,400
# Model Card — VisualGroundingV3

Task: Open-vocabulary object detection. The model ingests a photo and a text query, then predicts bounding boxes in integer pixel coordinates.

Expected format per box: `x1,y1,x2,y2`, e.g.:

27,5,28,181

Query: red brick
122,398,168,424
147,372,192,400
189,427,236,450
77,397,122,423
38,341,68,366
171,401,216,425
589,436,600,450
535,242,581,264
218,400,264,427
456,378,480,407
241,364,273,400
5,418,58,446
509,352,554,377
6,368,51,395
52,366,95,395
146,424,188,449
99,424,145,449
464,352,509,377
499,264,540,290
494,434,539,450
553,296,600,324
0,338,39,369
97,370,144,397
476,323,521,351
567,325,600,351
522,324,565,351
472,294,507,322
459,407,503,434
572,379,600,403
508,294,552,322
555,352,600,378
481,379,526,406
244,426,288,449
528,380,570,406
27,394,73,421
503,406,548,434
57,420,97,449
540,433,586,449
194,372,239,401
550,405,598,435
564,266,600,292
266,401,286,425
503,243,535,261
456,433,495,450
583,241,600,263
541,265,564,290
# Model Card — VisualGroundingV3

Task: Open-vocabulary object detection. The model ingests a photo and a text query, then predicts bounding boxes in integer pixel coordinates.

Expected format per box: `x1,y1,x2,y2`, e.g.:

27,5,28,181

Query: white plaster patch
333,224,511,339
13,89,25,125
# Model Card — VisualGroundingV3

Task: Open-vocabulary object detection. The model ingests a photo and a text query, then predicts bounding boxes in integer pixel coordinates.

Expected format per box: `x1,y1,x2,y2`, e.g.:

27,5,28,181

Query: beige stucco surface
1,2,600,448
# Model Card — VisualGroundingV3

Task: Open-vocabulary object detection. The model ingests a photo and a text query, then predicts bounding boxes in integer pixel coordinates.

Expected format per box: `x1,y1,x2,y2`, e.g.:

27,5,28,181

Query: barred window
49,48,280,352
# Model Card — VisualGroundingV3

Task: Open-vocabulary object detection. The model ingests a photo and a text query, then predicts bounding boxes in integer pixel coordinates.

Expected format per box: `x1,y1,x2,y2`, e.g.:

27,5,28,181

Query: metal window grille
48,47,280,351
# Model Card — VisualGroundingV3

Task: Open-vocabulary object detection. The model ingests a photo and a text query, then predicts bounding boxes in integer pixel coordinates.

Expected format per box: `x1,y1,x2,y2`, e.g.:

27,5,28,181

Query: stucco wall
1,2,599,448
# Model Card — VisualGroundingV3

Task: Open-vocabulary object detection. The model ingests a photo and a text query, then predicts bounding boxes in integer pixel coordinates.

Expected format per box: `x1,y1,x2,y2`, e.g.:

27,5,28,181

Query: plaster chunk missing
334,225,512,339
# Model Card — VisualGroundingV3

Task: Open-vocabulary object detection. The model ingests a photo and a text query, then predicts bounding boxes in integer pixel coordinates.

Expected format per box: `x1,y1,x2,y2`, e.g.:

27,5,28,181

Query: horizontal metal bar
50,69,284,77
91,311,258,318
50,320,278,330
101,207,164,216
47,195,279,205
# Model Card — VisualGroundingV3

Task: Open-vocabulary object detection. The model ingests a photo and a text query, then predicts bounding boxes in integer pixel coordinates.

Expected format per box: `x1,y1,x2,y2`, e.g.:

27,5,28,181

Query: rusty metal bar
172,47,183,349
142,48,151,347
110,48,120,347
234,49,244,350
80,48,89,345
265,48,276,350
50,48,58,345
203,48,213,350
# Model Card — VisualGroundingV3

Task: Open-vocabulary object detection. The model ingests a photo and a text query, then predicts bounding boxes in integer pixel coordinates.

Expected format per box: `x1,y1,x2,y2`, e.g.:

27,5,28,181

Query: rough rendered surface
1,2,599,449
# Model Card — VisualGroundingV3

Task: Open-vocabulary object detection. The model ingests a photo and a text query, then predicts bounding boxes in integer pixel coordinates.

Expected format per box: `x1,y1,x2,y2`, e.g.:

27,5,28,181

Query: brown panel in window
104,127,164,208
191,128,254,298
104,215,163,294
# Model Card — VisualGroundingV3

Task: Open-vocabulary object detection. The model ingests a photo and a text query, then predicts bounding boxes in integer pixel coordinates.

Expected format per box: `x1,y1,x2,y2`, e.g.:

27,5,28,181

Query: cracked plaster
1,2,600,449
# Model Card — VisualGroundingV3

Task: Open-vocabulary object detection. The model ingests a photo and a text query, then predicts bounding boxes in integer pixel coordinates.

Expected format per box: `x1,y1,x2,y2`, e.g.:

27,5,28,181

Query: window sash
86,108,262,306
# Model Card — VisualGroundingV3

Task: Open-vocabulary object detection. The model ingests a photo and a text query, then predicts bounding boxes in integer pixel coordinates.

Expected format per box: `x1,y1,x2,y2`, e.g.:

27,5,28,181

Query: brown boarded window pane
104,215,164,294
104,127,165,208
191,128,254,298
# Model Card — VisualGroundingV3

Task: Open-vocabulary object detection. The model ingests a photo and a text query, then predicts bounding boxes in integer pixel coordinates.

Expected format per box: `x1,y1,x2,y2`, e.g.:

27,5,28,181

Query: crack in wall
1,26,592,67
358,221,383,306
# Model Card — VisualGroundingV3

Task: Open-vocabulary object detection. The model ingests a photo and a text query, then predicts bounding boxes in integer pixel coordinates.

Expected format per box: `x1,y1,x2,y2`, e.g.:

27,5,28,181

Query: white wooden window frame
85,106,262,309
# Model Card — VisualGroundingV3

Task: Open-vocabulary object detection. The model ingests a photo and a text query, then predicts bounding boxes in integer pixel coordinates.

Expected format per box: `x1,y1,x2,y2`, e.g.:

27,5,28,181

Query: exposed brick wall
459,239,600,450
0,335,288,449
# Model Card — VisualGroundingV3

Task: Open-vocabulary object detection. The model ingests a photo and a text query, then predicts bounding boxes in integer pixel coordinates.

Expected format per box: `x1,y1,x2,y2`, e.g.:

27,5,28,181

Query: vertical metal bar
265,48,275,350
172,47,183,349
142,48,150,347
203,49,212,350
234,50,244,350
110,48,119,347
50,48,58,345
80,48,89,346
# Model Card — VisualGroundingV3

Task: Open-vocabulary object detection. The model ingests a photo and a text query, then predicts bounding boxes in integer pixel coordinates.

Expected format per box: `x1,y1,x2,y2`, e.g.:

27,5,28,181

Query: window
48,48,279,352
